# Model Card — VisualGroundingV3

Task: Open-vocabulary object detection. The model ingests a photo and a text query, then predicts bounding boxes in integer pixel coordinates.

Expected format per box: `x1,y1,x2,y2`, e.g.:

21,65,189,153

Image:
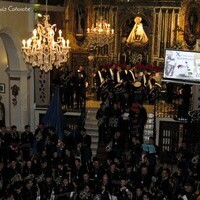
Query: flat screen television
163,49,200,85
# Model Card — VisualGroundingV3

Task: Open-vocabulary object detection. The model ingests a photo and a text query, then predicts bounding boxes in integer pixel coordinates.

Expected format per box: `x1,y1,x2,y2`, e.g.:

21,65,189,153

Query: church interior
0,0,200,199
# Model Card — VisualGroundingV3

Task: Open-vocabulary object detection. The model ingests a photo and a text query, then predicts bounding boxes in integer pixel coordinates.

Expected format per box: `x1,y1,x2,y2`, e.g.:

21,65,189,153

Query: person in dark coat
137,103,147,144
0,95,5,128
21,179,37,200
80,128,92,169
155,168,171,200
63,71,76,109
21,125,34,160
75,65,87,109
71,158,85,182
90,157,105,183
107,63,117,84
117,178,133,200
97,174,113,197
178,181,196,200
63,127,73,150
57,177,74,200
4,126,20,162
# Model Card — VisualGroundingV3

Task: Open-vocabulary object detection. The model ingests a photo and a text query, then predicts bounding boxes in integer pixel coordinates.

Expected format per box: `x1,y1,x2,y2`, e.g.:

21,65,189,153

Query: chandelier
21,0,70,72
87,10,114,48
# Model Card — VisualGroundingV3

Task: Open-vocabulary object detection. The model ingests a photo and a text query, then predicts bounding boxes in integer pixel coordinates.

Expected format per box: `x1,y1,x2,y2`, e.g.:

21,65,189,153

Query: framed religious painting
0,83,5,93
184,2,200,48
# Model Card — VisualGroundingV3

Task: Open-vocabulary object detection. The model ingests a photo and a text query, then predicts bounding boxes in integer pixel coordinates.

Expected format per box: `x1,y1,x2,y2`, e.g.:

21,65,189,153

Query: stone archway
0,28,32,130
0,28,27,71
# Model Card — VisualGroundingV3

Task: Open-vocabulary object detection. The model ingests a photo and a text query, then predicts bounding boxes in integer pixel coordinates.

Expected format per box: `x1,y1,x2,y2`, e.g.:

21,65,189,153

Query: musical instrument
11,173,22,184
114,83,124,93
105,141,113,152
97,118,104,126
35,131,43,141
155,82,162,88
192,154,199,164
94,194,101,200
149,82,162,95
133,81,142,88
108,117,119,127
100,81,109,92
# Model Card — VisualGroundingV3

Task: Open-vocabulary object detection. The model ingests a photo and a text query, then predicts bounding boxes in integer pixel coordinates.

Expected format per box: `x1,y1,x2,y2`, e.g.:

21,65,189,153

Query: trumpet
105,141,112,152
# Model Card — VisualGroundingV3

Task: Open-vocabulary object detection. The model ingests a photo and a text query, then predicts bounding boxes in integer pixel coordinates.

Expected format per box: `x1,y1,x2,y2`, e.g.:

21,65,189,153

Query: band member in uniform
147,73,161,105
120,65,130,83
64,71,76,109
141,69,149,88
120,65,133,101
107,63,117,84
95,66,107,101
141,69,150,100
127,65,136,83
0,96,5,128
75,65,87,109
116,65,123,84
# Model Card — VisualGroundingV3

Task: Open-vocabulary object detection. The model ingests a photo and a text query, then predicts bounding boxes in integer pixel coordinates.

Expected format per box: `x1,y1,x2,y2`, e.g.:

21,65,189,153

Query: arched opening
0,28,27,71
0,28,32,129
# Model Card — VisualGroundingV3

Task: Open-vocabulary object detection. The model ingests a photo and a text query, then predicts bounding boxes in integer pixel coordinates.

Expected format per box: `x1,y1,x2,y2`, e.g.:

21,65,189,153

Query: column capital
5,66,32,78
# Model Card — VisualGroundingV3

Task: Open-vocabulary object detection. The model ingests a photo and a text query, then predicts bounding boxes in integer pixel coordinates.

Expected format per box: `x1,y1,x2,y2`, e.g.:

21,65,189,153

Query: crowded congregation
1,0,200,199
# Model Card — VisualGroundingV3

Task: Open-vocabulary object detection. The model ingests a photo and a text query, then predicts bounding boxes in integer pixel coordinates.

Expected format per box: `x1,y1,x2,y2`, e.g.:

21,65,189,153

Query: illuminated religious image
126,16,148,44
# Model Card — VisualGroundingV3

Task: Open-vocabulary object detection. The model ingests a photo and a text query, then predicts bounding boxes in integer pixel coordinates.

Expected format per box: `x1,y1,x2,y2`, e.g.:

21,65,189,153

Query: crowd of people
53,65,87,110
94,63,160,105
0,121,200,200
56,63,161,111
0,64,199,200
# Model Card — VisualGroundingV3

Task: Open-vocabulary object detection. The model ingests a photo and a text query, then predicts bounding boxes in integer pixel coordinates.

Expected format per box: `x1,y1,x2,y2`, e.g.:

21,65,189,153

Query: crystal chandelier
87,6,114,48
21,0,70,72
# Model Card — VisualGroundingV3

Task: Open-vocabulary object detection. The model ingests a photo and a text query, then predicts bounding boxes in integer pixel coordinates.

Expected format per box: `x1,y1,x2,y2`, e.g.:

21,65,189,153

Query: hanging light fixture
87,1,114,48
21,0,70,72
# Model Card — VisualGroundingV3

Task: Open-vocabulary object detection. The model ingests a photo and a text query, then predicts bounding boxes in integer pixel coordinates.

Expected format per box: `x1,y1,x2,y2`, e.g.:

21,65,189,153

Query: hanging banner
34,68,50,107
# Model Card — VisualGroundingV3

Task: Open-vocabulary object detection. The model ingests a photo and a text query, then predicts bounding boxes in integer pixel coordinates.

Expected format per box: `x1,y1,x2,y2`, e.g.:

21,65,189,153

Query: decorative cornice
5,67,32,78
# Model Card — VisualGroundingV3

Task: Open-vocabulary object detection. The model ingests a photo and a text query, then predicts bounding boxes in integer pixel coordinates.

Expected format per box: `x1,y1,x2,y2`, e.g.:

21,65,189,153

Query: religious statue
126,16,148,44
0,95,5,127
76,4,86,34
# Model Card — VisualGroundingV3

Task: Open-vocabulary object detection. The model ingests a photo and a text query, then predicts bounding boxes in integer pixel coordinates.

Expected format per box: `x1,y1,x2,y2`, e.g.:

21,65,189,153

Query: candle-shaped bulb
62,39,65,47
59,30,62,37
66,39,69,48
52,41,55,48
33,29,37,37
27,39,32,47
22,40,26,47
111,29,114,34
37,40,41,48
48,29,54,37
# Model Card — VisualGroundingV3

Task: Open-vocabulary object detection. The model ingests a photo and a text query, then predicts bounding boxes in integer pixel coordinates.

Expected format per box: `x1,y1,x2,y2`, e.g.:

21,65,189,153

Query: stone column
6,67,32,130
